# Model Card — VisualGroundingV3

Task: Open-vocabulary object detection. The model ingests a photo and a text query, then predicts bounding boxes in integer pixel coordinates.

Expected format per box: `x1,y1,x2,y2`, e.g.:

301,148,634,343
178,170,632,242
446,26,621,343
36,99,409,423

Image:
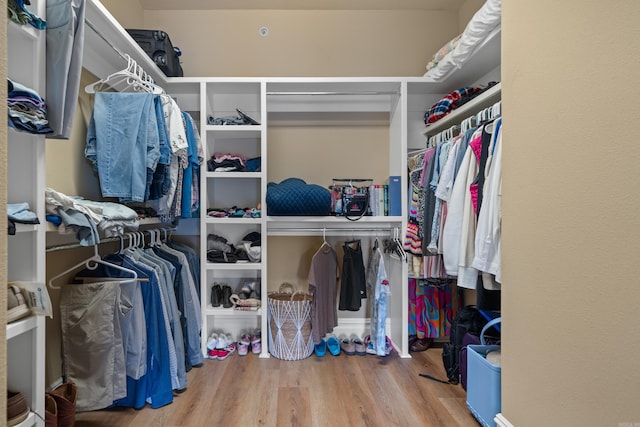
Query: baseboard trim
330,317,391,339
495,413,514,427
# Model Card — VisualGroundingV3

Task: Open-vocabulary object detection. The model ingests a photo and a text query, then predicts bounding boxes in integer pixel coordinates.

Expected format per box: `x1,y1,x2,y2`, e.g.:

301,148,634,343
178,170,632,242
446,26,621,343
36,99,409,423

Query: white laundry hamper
267,283,314,361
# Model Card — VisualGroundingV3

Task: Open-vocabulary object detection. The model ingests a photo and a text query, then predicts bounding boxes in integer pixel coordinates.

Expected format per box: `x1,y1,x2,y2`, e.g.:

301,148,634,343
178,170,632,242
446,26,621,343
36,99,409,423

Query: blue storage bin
466,317,501,427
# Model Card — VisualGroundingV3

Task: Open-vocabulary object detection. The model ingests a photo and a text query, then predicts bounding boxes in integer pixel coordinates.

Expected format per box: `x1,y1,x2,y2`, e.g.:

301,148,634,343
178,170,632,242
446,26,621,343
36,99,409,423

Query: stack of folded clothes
207,232,262,263
45,187,140,245
8,79,52,134
8,0,47,29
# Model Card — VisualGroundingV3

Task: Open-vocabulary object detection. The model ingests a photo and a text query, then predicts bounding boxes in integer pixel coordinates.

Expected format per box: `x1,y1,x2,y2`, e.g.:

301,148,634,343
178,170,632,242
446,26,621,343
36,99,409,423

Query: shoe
238,333,251,356
251,330,262,354
352,337,366,356
210,283,222,307
49,382,77,427
216,334,236,360
239,283,252,300
326,336,341,356
221,285,233,308
7,390,29,427
206,333,219,359
7,284,30,323
409,337,433,352
314,338,327,357
364,335,394,356
44,393,57,427
339,336,356,355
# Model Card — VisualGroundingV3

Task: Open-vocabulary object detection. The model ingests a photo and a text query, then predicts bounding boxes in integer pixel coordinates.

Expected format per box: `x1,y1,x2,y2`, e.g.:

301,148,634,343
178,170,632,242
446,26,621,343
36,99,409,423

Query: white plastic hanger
320,228,332,252
85,54,163,95
48,245,138,290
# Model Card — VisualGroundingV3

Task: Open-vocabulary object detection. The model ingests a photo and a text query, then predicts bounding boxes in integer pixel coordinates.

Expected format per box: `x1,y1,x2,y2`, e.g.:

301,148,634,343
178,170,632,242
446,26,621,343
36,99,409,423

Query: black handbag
329,179,372,221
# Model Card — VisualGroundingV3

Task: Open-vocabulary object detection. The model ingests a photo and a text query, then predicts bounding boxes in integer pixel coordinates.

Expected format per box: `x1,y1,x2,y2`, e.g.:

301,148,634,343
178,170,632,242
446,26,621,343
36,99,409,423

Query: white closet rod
45,227,176,252
426,99,502,149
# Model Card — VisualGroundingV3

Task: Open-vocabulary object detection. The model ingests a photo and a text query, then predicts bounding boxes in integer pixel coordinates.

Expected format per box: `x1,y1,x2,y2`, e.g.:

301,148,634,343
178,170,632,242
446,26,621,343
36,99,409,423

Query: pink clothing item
468,133,483,213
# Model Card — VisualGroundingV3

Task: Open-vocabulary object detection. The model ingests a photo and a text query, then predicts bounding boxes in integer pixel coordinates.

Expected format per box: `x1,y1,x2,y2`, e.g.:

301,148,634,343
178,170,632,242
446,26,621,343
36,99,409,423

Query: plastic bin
466,317,501,427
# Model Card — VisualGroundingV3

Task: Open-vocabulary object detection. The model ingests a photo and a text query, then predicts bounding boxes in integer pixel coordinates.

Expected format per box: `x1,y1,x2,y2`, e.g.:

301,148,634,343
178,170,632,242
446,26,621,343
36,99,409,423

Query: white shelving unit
6,1,47,425
199,80,268,357
60,0,501,361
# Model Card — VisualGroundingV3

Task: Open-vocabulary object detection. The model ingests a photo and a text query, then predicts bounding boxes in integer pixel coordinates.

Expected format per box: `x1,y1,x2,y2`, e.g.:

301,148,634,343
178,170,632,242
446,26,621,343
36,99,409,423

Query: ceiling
138,0,467,11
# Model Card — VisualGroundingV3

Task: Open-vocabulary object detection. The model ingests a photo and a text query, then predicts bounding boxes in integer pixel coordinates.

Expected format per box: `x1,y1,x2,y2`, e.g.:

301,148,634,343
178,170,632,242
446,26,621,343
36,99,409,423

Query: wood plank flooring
74,347,479,427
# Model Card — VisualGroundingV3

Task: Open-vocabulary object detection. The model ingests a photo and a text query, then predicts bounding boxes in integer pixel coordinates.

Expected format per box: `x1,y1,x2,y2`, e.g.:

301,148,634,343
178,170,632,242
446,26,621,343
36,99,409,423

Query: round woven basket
267,283,314,361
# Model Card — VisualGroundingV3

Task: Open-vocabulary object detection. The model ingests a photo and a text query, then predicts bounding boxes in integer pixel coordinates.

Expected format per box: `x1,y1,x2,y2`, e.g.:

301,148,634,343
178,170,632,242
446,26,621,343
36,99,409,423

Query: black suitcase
126,29,184,77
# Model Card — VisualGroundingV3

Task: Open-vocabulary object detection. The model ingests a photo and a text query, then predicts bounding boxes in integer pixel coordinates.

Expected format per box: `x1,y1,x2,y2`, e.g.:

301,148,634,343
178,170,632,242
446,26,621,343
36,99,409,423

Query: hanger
85,54,163,95
48,245,138,290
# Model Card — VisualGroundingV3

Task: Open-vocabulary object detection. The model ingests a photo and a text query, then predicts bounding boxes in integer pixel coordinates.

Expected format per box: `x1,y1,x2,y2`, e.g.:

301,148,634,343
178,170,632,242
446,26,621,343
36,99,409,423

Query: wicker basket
267,283,314,361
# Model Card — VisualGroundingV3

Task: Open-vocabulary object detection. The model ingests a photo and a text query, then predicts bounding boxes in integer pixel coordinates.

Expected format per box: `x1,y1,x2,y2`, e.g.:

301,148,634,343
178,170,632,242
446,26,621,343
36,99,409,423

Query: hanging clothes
308,241,339,345
408,278,462,339
338,239,367,311
46,0,86,139
59,280,128,411
473,118,503,283
85,92,160,203
368,247,390,356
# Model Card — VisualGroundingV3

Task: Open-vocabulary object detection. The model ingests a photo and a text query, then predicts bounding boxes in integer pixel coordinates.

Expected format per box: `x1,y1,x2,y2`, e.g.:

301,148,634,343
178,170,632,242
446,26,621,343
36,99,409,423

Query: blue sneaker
326,336,341,356
314,338,327,357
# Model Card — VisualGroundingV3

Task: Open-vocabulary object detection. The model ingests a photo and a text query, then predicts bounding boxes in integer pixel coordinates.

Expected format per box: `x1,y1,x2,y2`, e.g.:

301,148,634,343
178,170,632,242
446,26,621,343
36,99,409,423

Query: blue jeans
85,92,159,202
45,0,85,139
148,96,173,200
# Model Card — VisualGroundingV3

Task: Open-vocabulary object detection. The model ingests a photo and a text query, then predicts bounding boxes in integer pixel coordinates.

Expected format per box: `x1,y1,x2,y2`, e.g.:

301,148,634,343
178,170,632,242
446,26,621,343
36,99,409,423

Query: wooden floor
74,347,479,427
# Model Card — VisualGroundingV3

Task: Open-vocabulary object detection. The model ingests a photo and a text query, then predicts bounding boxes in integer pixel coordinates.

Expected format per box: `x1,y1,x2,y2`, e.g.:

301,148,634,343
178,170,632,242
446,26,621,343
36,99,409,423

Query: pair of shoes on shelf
238,281,260,300
339,335,366,356
44,382,77,427
211,283,233,308
237,329,261,355
7,284,31,323
315,336,344,357
206,332,236,360
364,335,394,356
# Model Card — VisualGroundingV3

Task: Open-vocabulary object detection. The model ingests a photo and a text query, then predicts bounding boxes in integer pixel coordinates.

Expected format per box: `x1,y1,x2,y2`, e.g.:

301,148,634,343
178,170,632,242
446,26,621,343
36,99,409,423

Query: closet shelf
422,82,501,137
8,19,39,42
11,411,35,427
204,307,262,316
7,316,38,341
205,217,262,225
205,126,262,138
84,0,167,87
205,172,262,179
204,263,262,271
12,224,39,234
267,216,404,235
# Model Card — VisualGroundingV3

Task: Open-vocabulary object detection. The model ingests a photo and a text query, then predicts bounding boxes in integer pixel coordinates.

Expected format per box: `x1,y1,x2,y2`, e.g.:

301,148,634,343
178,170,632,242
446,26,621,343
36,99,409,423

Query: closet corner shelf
7,19,39,42
204,172,262,179
205,125,262,138
7,315,38,340
422,82,501,137
10,411,35,427
204,307,262,317
204,263,263,271
12,223,39,234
